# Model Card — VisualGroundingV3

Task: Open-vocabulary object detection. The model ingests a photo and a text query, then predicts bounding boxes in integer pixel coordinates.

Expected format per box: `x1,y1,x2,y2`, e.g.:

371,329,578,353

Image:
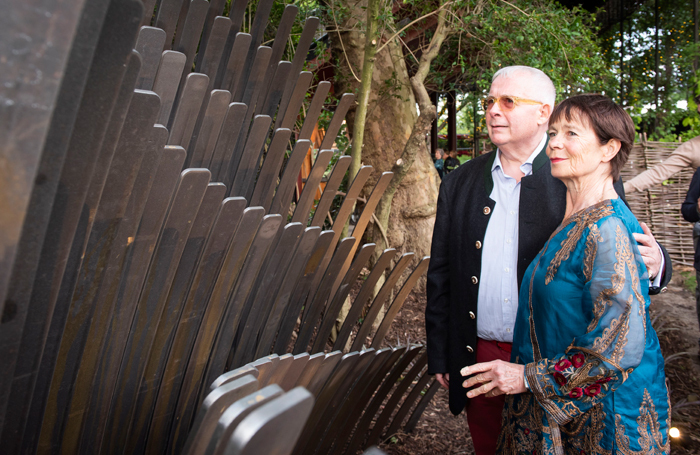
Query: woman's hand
460,360,527,398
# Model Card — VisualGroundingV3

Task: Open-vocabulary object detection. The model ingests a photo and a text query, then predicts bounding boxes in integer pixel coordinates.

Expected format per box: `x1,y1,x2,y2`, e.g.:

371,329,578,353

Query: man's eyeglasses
482,95,543,111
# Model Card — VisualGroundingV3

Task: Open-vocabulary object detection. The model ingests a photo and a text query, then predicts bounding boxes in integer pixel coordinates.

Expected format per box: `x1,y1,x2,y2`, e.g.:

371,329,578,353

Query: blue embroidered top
499,198,670,455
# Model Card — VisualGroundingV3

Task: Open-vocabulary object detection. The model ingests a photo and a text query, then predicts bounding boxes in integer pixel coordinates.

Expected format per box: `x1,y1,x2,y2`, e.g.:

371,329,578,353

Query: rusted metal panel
78,145,186,455
351,253,415,352
230,223,304,368
126,183,226,455
294,238,356,355
311,243,376,353
316,348,395,454
371,257,430,348
310,155,352,228
248,128,293,210
260,227,322,358
334,249,396,352
344,345,423,455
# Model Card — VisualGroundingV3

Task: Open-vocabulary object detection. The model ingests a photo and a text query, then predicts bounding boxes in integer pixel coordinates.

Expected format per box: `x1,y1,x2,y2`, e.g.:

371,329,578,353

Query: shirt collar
492,133,548,177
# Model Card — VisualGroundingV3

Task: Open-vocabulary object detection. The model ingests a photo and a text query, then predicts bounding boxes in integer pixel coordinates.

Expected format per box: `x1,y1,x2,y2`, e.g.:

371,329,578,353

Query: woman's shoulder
597,199,643,237
556,199,640,248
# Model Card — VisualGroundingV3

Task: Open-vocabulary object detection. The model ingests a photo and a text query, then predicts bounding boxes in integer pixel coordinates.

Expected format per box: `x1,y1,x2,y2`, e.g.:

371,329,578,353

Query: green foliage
600,0,699,140
680,269,697,294
418,0,616,99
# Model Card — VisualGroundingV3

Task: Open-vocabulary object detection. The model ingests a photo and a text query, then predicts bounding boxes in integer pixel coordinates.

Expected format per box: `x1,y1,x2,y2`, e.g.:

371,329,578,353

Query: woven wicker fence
621,139,695,268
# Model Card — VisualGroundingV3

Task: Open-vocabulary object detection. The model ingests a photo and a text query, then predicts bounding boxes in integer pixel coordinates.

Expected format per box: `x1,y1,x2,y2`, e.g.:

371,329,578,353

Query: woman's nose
549,134,562,148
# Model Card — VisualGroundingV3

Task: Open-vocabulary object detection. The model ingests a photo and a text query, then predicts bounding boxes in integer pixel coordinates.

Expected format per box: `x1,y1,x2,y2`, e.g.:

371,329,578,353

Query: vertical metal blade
155,0,187,47
167,72,209,147
189,89,231,169
310,155,352,228
291,150,334,225
135,26,167,90
248,128,293,210
152,50,187,125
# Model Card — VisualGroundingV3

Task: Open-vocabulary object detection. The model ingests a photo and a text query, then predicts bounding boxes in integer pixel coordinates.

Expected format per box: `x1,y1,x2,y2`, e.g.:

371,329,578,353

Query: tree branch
372,5,452,250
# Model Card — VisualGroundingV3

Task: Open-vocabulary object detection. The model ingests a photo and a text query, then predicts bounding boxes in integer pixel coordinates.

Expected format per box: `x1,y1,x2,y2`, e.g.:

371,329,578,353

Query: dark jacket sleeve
617,176,672,294
681,168,700,223
425,179,452,375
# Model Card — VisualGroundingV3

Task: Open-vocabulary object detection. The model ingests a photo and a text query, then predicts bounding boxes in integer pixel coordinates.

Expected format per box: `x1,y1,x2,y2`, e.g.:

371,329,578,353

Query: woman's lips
550,158,565,164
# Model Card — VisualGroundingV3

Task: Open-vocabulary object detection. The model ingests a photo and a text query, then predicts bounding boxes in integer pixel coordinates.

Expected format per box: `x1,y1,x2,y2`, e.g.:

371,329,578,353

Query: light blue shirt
476,135,546,343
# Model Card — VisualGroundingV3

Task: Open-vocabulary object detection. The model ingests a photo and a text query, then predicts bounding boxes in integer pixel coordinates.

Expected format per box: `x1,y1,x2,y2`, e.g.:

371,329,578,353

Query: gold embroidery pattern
560,404,609,455
613,389,669,454
617,225,647,337
499,393,612,455
545,202,613,284
587,224,641,334
583,224,602,282
500,389,668,454
560,362,596,392
573,346,627,379
591,296,632,364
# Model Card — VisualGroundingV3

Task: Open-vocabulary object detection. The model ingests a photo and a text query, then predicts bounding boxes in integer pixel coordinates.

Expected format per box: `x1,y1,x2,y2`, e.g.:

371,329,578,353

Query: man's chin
490,137,508,149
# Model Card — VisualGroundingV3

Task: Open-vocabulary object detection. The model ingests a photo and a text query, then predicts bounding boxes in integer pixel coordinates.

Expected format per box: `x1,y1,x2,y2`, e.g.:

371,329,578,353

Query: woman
434,148,445,179
461,94,670,454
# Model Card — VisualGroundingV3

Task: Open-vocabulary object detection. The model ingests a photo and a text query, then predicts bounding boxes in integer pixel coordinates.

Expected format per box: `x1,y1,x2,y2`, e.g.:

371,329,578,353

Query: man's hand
460,360,526,398
436,373,449,389
696,196,700,213
634,222,662,279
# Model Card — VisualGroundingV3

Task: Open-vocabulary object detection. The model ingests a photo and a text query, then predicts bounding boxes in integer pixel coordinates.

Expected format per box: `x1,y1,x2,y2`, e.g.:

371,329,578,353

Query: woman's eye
548,131,556,137
568,131,577,136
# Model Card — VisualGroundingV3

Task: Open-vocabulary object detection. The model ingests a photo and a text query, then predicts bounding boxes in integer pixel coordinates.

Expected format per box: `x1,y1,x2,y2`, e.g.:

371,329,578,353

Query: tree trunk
330,6,440,277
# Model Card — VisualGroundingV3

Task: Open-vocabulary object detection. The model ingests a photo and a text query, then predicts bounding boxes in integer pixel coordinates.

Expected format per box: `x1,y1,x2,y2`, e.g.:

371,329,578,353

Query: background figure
624,97,700,193
443,150,460,175
680,167,700,357
434,148,445,179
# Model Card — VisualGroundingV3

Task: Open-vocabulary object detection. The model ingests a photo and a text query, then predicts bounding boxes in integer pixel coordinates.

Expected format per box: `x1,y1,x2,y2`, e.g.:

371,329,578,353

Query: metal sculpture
181,349,432,455
0,0,434,454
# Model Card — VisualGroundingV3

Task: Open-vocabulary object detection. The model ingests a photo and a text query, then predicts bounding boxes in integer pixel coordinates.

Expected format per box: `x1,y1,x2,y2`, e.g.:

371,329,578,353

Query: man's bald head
492,66,556,108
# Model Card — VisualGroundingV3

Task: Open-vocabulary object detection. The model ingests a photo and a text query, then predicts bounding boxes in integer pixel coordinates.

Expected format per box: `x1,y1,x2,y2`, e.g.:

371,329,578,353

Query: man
625,96,700,194
444,150,461,175
425,66,671,455
680,167,700,358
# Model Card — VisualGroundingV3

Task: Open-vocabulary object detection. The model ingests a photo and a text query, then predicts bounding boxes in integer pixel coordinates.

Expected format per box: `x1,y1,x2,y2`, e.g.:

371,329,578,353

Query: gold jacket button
469,311,476,319
483,206,491,215
475,240,482,249
471,276,478,284
466,345,474,353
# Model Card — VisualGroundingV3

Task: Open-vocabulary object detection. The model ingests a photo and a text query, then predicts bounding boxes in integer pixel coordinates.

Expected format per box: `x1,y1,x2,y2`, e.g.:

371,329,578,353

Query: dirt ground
377,269,700,454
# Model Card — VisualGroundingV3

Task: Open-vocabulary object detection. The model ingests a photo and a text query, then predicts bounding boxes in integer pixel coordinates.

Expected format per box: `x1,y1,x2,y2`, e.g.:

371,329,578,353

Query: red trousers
465,338,512,455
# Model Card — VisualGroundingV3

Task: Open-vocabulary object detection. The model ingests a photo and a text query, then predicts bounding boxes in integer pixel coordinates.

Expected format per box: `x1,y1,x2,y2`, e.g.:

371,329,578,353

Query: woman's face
547,114,614,182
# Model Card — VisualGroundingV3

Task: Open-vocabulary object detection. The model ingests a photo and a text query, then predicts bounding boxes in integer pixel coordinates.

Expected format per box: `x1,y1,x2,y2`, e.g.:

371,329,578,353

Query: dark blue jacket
681,167,700,270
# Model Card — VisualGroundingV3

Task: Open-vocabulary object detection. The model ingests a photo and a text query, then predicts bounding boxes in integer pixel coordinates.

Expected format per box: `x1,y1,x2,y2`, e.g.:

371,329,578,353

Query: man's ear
538,104,552,125
602,139,621,163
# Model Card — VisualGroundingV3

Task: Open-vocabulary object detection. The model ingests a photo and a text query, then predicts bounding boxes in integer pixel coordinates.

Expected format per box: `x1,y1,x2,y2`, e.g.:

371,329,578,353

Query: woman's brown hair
550,94,635,182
